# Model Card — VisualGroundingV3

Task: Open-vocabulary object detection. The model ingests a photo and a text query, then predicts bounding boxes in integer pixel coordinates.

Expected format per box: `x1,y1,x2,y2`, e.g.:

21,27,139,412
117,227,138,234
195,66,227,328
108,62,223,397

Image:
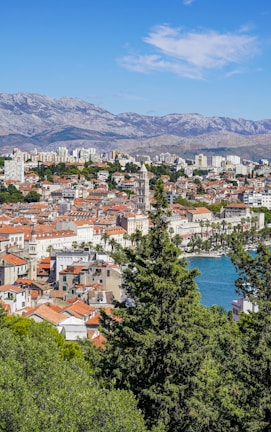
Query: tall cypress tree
100,180,209,431
229,241,271,430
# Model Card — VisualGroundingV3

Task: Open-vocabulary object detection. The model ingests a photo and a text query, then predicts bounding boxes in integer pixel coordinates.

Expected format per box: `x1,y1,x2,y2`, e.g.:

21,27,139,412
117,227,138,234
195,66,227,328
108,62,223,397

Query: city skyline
1,1,271,120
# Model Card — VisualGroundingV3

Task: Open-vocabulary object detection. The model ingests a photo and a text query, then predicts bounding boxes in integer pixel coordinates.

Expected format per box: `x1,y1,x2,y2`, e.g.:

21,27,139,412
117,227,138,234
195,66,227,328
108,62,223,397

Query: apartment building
4,160,24,182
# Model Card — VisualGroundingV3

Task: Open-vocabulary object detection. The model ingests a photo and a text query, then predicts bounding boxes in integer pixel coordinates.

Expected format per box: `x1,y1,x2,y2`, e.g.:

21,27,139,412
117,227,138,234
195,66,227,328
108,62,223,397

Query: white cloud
119,24,260,79
120,54,202,79
224,68,245,78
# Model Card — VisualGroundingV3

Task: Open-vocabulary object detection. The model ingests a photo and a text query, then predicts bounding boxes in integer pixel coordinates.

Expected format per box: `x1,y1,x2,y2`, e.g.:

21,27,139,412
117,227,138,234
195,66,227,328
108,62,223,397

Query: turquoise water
187,255,239,311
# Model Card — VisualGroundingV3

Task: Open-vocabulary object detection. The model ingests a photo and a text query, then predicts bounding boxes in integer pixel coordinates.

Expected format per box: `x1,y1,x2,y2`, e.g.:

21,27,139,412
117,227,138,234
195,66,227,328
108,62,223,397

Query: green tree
0,183,24,203
0,316,150,432
101,232,109,248
99,180,209,431
229,240,271,430
0,303,7,320
187,306,248,431
24,190,41,203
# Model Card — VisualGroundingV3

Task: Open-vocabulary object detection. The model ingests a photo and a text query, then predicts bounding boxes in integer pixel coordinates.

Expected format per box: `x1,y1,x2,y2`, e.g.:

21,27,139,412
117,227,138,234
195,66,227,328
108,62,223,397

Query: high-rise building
57,146,69,162
211,155,224,168
227,155,241,165
195,154,208,169
4,160,24,182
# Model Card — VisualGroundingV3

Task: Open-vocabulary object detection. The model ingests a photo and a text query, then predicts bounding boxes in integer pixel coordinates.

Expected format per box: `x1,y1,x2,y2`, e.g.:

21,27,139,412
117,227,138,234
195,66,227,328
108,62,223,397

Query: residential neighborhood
0,145,270,334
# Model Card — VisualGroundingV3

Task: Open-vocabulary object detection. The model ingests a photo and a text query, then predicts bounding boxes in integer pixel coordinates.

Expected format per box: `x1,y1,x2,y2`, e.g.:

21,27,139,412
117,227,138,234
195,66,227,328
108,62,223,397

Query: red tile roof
0,284,23,293
3,254,27,266
24,304,63,325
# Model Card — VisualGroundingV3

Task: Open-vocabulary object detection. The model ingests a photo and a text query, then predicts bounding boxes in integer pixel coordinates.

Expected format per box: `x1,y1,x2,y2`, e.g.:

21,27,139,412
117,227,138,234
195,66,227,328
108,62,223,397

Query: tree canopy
100,180,214,430
0,315,150,432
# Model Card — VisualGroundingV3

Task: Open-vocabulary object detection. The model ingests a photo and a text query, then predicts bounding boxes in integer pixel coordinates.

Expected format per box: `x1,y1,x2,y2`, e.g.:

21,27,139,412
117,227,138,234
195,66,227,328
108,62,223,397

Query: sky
1,0,271,120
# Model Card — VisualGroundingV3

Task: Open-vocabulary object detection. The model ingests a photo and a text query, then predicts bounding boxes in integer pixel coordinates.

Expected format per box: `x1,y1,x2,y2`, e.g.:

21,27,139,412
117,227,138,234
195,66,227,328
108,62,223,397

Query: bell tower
137,162,150,212
28,225,38,280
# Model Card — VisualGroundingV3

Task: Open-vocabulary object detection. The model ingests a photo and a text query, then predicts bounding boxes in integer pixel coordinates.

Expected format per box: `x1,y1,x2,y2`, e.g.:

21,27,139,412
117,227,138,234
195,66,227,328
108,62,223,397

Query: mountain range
0,92,271,160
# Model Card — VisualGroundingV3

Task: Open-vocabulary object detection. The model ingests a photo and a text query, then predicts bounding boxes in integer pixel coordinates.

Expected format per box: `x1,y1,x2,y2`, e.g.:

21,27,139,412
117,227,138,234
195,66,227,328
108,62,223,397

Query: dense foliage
0,314,150,432
99,181,235,430
98,181,271,431
0,183,24,203
2,180,271,431
0,183,41,203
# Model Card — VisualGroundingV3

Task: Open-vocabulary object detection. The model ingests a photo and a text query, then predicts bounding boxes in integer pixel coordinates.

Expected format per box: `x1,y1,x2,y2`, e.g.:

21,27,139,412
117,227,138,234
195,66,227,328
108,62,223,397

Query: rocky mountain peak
0,92,271,160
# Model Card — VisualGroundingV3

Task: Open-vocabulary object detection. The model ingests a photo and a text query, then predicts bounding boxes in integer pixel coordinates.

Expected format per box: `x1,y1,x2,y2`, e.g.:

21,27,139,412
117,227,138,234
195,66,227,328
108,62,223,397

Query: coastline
182,240,271,259
182,252,223,259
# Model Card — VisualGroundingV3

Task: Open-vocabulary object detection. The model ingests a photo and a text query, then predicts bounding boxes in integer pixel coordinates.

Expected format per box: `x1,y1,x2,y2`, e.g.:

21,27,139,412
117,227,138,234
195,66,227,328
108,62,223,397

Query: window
63,285,67,291
63,275,67,282
107,270,110,277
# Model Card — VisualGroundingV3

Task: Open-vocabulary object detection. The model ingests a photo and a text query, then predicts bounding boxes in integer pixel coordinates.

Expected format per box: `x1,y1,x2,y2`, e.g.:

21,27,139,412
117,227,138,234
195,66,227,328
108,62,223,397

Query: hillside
0,92,271,159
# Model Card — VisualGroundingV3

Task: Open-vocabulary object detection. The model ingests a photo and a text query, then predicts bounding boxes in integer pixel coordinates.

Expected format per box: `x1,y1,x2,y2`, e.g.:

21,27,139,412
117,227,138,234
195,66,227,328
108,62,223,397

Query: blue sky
1,0,271,120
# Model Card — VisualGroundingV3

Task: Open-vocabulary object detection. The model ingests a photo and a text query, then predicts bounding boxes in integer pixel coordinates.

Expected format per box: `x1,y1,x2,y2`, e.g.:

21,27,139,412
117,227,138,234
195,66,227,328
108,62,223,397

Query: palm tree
101,232,109,249
211,222,217,238
205,220,211,238
173,234,182,248
87,241,93,249
95,244,104,252
240,217,246,232
194,235,203,253
246,216,251,230
227,222,232,235
251,215,258,230
199,220,205,239
123,232,129,248
221,219,227,232
187,235,197,253
46,245,53,254
109,237,118,252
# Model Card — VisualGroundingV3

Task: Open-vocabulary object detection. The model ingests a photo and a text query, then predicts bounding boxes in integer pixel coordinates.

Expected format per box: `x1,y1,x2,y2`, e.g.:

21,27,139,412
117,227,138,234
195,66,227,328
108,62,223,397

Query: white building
0,225,24,249
120,213,149,237
243,191,271,210
24,229,78,260
56,220,94,245
235,164,248,176
54,250,94,282
226,155,241,165
58,316,87,340
4,160,24,182
0,285,28,313
211,155,224,168
195,154,208,169
232,297,258,321
57,146,69,161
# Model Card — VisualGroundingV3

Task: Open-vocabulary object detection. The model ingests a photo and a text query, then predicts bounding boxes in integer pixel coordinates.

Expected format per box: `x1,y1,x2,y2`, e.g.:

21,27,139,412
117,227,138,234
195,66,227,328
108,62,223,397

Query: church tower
28,225,38,280
137,162,150,212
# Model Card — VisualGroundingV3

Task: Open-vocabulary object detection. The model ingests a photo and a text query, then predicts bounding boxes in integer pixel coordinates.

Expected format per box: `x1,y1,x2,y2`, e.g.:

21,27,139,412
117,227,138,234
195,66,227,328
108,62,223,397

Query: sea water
187,255,239,311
